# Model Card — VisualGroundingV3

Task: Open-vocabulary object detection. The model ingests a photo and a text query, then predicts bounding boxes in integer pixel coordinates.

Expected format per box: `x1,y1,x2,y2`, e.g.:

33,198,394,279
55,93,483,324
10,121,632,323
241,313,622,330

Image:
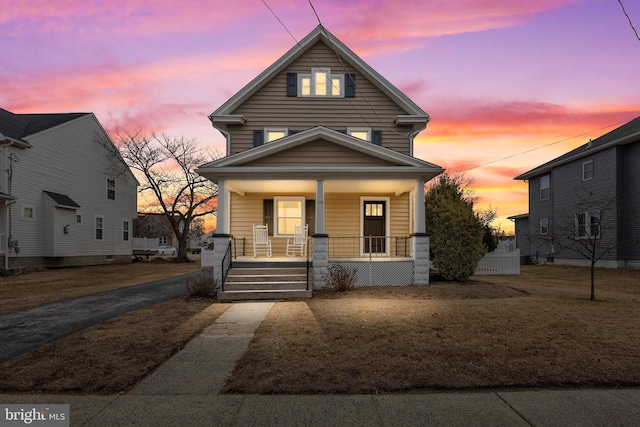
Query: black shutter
345,73,356,97
306,200,316,235
253,130,264,147
372,130,383,146
263,199,274,236
286,72,297,97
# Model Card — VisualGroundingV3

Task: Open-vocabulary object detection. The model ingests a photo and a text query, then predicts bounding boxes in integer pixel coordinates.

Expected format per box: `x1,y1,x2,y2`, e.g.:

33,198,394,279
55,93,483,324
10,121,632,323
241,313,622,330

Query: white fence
132,237,159,252
474,240,520,275
201,250,215,267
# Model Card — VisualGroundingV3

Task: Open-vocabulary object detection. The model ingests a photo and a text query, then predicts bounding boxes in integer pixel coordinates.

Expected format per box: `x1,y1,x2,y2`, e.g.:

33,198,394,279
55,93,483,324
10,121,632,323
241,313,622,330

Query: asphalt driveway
0,273,193,363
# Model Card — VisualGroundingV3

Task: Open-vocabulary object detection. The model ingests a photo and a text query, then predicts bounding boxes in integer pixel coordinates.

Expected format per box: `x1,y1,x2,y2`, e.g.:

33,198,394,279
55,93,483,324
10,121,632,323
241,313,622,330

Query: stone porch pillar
210,234,232,285
312,234,329,289
413,233,430,285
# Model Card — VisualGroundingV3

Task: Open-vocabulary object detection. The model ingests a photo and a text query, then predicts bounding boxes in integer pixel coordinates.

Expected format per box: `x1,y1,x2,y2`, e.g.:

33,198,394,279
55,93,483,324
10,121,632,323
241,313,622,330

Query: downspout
1,140,14,271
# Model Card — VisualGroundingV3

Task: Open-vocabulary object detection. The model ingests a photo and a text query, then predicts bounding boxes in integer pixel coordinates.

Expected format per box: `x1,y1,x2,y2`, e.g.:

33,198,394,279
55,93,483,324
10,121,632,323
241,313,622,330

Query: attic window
289,68,355,98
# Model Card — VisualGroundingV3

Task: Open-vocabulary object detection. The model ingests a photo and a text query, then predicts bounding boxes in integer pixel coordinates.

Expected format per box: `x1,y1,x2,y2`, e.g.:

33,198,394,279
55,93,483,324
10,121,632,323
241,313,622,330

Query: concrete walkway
1,301,640,426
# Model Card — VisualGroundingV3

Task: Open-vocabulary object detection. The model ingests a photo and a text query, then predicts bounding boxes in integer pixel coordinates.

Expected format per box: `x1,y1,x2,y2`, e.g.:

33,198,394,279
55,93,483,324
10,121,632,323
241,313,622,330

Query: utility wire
617,0,640,42
463,119,631,172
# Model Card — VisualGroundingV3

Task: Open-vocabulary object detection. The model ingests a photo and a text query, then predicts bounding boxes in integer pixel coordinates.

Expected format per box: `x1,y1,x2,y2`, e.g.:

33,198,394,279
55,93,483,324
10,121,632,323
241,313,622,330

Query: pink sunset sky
2,0,640,233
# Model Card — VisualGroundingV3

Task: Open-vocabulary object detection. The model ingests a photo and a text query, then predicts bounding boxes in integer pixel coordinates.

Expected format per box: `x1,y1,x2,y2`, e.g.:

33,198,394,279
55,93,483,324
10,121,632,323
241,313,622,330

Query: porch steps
218,267,312,301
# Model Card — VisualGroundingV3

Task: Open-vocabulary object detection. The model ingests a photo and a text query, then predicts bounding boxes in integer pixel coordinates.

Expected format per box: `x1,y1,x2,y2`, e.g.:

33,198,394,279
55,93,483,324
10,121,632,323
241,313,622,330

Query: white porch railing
328,236,413,260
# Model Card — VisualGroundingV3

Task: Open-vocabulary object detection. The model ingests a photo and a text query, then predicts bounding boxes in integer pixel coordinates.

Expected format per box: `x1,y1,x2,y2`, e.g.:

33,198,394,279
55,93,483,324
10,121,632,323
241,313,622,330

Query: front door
363,200,385,253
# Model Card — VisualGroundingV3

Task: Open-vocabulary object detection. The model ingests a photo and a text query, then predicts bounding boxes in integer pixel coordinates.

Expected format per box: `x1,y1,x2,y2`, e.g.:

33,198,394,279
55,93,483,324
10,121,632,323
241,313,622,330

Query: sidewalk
1,301,639,426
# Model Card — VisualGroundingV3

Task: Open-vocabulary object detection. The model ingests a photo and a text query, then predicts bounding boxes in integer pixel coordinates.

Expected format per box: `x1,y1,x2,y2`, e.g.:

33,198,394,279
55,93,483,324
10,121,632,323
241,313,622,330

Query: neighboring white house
0,108,138,271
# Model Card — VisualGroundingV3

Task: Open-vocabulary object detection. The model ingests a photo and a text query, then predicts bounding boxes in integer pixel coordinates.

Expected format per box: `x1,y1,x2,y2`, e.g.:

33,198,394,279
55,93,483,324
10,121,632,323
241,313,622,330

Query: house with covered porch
197,25,443,297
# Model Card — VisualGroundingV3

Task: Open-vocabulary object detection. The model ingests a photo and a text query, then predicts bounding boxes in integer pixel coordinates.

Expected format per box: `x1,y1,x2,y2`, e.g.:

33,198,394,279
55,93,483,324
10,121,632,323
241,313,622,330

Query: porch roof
197,126,444,185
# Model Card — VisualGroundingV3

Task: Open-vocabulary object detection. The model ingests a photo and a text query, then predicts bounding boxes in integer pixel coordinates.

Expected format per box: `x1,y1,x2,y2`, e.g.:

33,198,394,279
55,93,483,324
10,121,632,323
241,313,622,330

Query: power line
261,0,299,44
463,119,632,172
617,0,640,42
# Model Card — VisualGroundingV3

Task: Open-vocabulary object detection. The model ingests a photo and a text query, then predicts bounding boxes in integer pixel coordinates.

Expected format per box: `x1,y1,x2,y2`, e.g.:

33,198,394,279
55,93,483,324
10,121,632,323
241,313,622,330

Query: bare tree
538,186,631,301
114,131,219,262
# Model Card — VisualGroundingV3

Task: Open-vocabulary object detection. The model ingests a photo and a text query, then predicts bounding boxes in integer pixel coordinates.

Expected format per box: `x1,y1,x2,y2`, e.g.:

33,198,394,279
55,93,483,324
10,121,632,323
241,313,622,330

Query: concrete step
217,289,313,301
224,281,308,291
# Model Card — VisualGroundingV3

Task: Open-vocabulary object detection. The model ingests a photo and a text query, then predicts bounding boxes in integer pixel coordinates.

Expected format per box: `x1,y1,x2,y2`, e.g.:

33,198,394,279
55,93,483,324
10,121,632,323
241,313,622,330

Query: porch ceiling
226,179,417,195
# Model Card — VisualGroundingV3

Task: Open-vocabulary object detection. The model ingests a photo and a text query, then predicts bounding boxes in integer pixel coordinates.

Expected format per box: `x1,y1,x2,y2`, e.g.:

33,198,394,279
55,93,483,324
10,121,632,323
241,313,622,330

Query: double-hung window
107,179,116,201
274,196,305,236
95,216,104,241
540,175,550,201
576,211,600,239
540,218,549,235
123,220,130,242
582,160,593,181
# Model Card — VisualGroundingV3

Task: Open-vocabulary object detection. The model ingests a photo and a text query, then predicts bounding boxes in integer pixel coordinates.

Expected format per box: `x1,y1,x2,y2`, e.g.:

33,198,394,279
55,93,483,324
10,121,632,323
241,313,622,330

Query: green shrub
322,263,358,292
185,271,217,298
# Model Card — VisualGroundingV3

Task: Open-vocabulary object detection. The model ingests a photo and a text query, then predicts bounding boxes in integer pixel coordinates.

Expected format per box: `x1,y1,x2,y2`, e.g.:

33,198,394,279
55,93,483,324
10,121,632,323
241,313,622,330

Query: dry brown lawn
222,265,640,394
1,263,639,395
0,259,202,314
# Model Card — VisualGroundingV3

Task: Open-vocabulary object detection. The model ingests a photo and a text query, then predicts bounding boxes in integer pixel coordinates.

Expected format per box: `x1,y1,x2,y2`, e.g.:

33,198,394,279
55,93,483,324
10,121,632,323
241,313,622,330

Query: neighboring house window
576,211,600,239
583,160,593,181
274,196,305,236
76,213,83,224
540,218,549,235
265,128,288,143
95,216,104,241
297,68,344,97
540,175,550,200
107,178,116,200
123,220,130,242
159,236,167,245
21,205,35,221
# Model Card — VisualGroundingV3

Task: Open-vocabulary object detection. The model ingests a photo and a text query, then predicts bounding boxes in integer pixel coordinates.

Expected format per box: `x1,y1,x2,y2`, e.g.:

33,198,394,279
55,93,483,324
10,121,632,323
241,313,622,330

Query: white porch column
415,180,425,234
315,180,325,234
216,179,228,234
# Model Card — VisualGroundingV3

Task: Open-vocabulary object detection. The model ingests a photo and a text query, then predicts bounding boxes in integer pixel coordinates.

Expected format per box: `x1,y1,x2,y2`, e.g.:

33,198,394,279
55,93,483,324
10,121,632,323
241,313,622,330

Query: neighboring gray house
0,108,138,271
512,116,640,268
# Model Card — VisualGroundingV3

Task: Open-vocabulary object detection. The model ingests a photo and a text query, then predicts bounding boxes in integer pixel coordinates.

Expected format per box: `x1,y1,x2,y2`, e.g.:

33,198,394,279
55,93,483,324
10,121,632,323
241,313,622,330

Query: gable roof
209,25,429,122
515,116,640,180
0,107,88,144
197,126,443,183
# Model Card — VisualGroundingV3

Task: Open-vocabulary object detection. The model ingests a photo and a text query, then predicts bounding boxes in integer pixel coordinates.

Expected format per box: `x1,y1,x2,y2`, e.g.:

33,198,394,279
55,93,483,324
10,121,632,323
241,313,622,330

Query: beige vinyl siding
229,41,413,155
230,190,411,255
244,140,399,167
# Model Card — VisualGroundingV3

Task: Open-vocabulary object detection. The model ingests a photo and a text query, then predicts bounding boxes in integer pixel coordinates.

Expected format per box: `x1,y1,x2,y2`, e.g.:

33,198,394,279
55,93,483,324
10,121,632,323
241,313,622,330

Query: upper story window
287,69,355,98
348,127,371,141
107,178,116,201
540,175,550,201
583,160,593,181
265,128,288,143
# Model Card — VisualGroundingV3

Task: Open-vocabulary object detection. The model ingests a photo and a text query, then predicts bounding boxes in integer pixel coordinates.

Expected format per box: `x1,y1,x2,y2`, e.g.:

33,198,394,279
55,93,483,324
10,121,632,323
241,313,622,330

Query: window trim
297,67,345,98
274,196,305,237
107,178,116,201
264,128,288,143
540,218,549,235
540,175,550,201
122,220,130,242
95,215,104,241
582,160,594,181
347,127,371,142
575,210,600,239
21,204,35,221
